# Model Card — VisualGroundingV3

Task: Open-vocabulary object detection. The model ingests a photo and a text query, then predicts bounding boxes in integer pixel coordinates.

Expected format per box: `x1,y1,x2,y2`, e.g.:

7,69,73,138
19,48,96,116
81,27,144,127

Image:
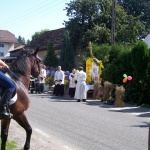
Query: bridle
32,55,41,76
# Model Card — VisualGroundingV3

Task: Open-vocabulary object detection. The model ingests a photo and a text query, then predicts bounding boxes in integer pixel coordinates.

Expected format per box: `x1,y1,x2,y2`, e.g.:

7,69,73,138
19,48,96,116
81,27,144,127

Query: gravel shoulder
8,119,63,150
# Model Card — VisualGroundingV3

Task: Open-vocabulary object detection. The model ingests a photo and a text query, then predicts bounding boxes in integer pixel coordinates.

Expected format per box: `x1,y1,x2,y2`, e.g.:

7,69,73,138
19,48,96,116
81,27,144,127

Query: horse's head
30,47,41,78
10,47,41,80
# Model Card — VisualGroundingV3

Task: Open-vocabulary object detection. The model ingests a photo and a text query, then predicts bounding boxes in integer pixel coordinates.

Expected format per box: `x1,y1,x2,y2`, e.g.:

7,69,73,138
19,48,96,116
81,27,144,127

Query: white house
0,30,18,58
144,33,150,48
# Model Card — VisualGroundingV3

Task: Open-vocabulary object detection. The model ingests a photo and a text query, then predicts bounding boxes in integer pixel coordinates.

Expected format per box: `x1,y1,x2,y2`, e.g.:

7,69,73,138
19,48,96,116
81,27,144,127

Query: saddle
0,87,17,105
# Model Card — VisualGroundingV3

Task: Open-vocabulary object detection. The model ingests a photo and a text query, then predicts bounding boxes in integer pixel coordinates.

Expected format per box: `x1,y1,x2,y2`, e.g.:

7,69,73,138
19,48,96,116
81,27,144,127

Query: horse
0,47,41,150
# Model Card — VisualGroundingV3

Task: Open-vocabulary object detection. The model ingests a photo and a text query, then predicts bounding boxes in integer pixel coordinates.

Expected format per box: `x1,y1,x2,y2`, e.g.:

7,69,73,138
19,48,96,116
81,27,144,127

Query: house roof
26,28,65,50
144,33,150,48
0,30,18,43
9,44,25,52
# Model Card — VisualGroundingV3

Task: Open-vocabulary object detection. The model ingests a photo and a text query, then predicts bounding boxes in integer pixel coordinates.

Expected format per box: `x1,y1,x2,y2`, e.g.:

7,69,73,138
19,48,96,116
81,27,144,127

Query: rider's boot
0,89,13,119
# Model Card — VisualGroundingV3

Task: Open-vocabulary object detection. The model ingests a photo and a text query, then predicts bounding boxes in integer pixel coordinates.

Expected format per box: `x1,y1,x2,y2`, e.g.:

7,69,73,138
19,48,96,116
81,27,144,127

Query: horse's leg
15,113,32,150
1,119,11,150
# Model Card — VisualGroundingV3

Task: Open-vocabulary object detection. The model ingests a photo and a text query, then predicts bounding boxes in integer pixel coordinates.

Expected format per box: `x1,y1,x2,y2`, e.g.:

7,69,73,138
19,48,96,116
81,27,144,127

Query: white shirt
39,68,46,83
54,70,65,84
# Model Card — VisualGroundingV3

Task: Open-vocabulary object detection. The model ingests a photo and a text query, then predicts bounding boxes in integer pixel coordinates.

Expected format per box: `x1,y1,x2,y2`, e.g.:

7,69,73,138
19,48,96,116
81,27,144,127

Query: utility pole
111,0,116,45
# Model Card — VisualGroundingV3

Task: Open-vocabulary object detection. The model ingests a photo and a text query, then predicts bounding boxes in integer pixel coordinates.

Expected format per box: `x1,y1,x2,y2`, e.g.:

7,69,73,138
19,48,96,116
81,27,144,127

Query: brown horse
0,47,41,150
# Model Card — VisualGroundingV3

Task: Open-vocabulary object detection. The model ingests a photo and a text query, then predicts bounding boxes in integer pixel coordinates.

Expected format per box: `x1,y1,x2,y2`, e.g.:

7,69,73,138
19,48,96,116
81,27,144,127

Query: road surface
8,93,150,150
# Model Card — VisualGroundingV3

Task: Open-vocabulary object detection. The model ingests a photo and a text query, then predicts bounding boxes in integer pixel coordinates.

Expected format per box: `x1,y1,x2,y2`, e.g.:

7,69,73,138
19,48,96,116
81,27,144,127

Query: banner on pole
86,58,93,83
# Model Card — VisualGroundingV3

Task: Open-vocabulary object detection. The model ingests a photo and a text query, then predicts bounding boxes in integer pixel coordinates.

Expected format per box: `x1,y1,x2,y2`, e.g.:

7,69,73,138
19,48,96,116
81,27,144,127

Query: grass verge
0,140,18,150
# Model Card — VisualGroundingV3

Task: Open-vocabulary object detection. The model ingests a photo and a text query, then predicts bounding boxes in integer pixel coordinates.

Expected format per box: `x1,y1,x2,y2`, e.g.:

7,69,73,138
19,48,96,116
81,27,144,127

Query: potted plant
45,76,54,91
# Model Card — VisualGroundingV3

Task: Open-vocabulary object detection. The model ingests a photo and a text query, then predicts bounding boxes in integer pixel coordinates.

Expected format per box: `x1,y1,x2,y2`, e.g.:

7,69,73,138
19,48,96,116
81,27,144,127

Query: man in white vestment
75,66,86,102
54,66,65,96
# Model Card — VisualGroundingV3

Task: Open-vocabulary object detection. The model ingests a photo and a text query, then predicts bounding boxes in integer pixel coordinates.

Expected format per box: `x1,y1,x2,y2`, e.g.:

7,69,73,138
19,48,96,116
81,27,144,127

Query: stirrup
0,112,13,119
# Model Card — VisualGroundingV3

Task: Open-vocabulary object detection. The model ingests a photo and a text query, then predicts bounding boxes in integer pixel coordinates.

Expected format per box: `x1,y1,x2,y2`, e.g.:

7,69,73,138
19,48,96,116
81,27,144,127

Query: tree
59,31,75,71
64,0,145,52
127,41,150,104
31,29,49,41
64,0,99,51
118,0,150,34
26,39,30,45
17,35,25,44
131,41,149,82
43,42,58,67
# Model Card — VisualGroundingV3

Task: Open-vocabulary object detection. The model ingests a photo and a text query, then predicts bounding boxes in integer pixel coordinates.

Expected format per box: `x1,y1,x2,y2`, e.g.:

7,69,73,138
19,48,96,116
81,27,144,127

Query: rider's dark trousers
0,71,16,93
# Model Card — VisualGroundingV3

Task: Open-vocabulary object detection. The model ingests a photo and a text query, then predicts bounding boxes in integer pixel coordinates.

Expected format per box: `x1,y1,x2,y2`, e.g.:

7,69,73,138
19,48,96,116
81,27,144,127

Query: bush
102,44,132,84
45,76,54,86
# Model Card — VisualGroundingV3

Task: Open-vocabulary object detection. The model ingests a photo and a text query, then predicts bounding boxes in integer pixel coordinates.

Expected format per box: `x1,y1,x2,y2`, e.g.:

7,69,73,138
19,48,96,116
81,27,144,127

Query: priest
54,66,65,96
75,66,87,102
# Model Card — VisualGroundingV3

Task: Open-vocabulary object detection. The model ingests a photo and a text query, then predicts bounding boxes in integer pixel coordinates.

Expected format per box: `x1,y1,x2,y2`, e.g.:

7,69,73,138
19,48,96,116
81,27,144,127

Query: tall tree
59,31,75,71
64,0,98,52
118,0,150,33
26,39,30,45
43,42,58,67
17,35,25,44
64,0,145,52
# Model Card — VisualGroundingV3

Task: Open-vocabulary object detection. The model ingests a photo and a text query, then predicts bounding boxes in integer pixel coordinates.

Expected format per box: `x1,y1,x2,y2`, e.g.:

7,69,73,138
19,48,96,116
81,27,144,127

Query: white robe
69,73,76,88
75,70,86,100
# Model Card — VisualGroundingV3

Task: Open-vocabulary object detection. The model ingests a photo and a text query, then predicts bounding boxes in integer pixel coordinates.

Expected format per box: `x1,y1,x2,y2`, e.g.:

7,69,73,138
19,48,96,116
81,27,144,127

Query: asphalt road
21,93,150,150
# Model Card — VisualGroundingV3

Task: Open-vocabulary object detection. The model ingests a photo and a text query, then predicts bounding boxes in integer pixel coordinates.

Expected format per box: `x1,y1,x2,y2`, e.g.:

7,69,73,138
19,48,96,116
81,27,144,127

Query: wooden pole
89,41,93,58
111,0,116,45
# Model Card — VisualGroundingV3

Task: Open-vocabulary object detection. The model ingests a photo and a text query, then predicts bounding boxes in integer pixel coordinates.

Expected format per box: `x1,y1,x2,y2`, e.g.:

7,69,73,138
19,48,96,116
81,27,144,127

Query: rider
0,59,16,119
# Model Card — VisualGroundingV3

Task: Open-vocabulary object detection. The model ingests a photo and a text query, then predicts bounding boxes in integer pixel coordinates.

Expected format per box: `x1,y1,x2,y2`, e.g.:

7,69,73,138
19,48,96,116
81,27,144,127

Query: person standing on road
39,64,46,93
69,68,76,97
54,66,65,96
75,66,86,102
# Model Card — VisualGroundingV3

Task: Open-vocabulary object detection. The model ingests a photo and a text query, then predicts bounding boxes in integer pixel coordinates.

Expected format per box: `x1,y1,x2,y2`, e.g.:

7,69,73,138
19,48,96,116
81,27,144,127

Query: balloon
123,77,127,83
127,76,132,81
123,74,127,78
66,71,70,75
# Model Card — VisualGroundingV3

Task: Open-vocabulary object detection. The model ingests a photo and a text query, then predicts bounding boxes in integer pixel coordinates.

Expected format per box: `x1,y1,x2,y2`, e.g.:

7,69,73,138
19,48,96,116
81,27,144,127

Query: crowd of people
30,65,56,94
29,64,86,102
53,66,87,102
29,64,87,102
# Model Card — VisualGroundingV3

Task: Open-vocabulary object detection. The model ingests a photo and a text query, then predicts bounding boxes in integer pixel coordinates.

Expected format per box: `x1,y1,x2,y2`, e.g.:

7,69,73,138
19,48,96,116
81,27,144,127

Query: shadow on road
131,122,150,128
29,93,150,119
108,106,150,118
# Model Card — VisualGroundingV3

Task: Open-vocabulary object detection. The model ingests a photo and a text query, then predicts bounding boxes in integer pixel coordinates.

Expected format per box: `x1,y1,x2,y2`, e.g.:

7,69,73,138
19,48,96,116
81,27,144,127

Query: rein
8,70,28,88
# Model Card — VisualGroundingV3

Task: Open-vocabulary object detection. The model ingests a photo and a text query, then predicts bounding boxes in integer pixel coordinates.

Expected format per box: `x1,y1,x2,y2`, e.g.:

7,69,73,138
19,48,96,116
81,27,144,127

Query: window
0,43,4,47
0,52,4,57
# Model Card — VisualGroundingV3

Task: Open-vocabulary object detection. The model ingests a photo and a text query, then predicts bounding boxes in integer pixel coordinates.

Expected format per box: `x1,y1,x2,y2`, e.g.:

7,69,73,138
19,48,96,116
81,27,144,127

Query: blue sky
0,0,71,40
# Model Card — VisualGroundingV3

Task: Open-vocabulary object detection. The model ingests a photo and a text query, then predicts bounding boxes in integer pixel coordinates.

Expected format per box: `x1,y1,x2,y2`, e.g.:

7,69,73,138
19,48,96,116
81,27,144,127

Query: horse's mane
10,49,35,78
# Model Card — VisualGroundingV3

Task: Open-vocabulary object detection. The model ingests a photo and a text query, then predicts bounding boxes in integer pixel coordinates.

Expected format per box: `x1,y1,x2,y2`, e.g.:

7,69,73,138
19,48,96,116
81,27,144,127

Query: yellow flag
86,58,93,83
